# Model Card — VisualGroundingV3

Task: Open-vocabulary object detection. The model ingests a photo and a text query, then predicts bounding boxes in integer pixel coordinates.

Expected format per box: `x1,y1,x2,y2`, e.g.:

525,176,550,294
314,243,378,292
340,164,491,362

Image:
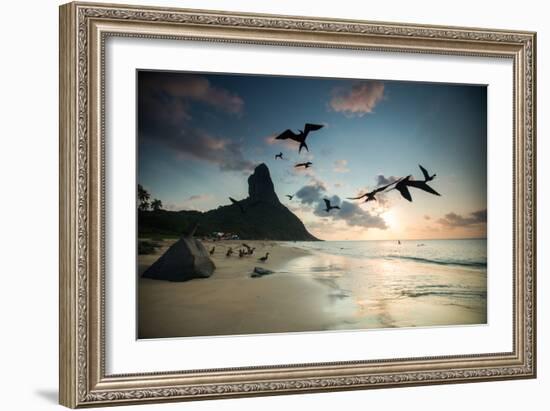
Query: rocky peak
248,163,280,204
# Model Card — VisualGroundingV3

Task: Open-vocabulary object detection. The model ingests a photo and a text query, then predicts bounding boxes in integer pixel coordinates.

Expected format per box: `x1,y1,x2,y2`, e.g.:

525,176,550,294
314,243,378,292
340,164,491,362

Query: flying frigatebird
419,164,437,182
393,176,441,202
295,162,313,169
323,199,341,212
275,123,324,153
347,180,399,203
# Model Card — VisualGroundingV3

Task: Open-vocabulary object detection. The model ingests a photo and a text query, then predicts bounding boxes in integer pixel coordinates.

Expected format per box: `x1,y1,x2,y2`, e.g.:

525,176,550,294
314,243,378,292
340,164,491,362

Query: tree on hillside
138,184,151,211
151,198,163,211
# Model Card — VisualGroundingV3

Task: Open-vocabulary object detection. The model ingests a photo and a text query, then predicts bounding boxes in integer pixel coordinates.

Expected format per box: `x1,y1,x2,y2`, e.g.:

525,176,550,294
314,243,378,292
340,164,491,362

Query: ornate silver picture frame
59,2,536,408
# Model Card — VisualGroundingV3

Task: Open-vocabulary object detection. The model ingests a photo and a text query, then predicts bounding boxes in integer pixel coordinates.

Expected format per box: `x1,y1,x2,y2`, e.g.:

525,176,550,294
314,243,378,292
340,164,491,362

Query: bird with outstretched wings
393,176,440,202
394,177,413,202
406,179,441,196
275,123,324,153
323,199,340,212
418,164,436,182
295,162,313,169
347,180,399,202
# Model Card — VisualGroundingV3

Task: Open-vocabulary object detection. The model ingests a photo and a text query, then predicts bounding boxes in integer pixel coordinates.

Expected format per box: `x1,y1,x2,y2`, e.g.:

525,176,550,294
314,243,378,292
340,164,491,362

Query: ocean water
278,239,487,329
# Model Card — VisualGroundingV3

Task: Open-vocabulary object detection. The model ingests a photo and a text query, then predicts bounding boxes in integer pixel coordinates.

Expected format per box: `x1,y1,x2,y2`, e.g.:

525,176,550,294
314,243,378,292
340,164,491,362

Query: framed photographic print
59,2,537,408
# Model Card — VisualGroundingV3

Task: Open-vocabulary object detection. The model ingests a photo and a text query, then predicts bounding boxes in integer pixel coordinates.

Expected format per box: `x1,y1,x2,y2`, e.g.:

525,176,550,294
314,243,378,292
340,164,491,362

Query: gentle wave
386,255,487,268
401,290,487,299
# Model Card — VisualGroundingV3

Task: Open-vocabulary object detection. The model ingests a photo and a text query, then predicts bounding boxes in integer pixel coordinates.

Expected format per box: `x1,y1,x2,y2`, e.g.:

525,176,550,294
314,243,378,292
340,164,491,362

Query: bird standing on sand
226,247,233,257
209,246,215,255
258,252,270,262
229,197,246,213
323,199,341,212
295,162,313,169
286,194,294,200
393,176,440,202
275,123,324,153
239,249,245,258
347,180,399,203
275,152,283,160
419,164,437,182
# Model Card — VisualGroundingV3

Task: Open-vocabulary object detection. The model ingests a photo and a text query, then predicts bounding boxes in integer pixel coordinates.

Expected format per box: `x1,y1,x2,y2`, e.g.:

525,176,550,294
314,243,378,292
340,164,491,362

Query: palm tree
151,198,163,211
137,184,151,211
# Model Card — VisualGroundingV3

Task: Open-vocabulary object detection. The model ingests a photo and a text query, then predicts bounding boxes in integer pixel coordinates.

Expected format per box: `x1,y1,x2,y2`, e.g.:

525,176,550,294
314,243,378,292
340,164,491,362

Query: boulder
142,237,215,282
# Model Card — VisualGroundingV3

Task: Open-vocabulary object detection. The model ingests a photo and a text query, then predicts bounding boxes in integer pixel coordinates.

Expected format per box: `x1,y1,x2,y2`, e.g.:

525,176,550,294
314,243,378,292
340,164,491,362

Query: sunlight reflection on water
277,239,487,328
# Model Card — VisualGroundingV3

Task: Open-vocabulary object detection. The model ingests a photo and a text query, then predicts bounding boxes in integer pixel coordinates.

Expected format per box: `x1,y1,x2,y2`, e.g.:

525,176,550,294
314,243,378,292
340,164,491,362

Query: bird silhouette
275,123,324,153
209,246,215,255
275,152,283,160
286,194,294,200
347,180,398,203
229,197,245,213
295,162,313,169
258,252,270,262
240,243,257,255
323,199,341,212
393,176,440,202
239,249,246,258
226,247,233,257
419,164,437,182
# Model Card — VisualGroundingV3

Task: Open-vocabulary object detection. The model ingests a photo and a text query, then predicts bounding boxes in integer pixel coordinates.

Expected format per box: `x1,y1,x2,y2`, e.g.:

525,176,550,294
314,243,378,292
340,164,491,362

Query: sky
137,70,487,241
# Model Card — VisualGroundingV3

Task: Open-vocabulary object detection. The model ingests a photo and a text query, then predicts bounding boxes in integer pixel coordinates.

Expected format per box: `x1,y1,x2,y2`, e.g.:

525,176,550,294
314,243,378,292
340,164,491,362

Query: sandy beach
138,240,340,338
138,239,487,339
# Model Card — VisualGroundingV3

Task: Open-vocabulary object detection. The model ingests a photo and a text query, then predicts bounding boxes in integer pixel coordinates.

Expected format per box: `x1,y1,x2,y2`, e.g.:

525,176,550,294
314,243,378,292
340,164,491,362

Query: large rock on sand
142,237,215,282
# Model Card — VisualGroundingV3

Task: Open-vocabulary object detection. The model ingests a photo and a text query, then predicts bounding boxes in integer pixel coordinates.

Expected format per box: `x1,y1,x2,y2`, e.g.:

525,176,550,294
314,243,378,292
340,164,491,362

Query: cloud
296,183,387,230
295,182,325,205
138,75,255,172
437,209,487,228
187,194,213,202
336,201,387,229
140,72,244,118
333,159,350,173
138,73,254,172
376,174,400,186
164,193,217,211
143,126,256,172
424,215,431,220
329,81,385,117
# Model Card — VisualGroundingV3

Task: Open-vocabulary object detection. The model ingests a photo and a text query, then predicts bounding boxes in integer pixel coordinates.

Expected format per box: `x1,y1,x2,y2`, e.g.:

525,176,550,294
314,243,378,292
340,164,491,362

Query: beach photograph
137,70,487,339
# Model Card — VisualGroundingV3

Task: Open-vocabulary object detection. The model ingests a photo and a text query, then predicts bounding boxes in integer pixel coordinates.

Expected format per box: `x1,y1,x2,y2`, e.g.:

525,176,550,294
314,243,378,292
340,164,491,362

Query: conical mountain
139,163,319,241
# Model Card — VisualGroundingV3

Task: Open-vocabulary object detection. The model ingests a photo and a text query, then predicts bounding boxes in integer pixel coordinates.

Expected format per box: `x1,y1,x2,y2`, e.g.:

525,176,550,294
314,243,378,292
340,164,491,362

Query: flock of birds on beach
209,243,271,263
229,122,441,216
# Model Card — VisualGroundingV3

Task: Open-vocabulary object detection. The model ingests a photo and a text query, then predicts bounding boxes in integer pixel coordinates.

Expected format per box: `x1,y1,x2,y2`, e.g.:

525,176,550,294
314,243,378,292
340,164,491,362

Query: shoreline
138,239,337,339
138,238,487,339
